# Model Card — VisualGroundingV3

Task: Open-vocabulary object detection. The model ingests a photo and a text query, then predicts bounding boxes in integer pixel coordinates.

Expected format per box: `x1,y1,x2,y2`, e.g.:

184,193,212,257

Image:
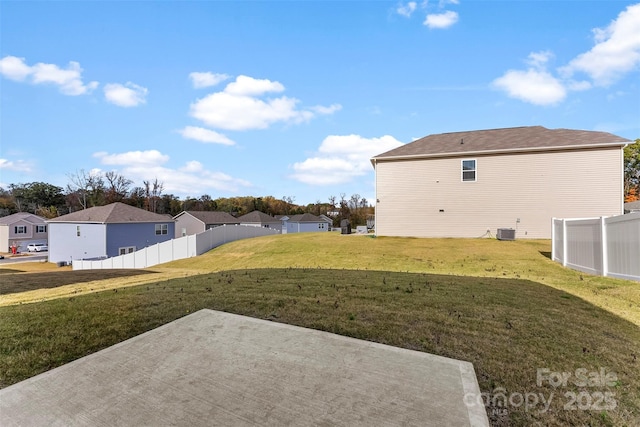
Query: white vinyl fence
72,224,279,270
552,212,640,281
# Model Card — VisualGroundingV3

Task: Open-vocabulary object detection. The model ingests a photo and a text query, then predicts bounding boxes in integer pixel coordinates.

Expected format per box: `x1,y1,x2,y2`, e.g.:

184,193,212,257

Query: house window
318,223,325,230
155,224,168,235
119,246,136,255
462,159,476,182
77,226,81,237
14,226,27,234
36,225,47,233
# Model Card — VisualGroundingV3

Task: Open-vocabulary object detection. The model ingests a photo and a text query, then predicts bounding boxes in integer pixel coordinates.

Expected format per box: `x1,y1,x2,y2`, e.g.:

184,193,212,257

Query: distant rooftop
48,202,174,224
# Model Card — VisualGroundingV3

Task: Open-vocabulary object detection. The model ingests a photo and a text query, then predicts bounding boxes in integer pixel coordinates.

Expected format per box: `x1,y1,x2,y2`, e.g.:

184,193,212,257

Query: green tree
8,182,65,213
624,138,640,201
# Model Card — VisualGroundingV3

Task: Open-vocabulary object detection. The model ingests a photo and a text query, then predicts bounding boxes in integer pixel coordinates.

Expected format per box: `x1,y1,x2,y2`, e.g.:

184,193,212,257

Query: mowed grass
0,234,639,426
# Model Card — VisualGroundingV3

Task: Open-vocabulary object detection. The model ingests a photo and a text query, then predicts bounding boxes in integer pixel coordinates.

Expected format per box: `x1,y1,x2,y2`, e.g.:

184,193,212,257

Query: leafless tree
104,171,133,203
144,178,164,212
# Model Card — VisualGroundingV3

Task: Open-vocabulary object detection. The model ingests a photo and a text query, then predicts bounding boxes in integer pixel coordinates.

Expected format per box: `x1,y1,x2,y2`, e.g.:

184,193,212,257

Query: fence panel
606,213,640,281
73,224,279,270
552,213,640,281
565,218,602,276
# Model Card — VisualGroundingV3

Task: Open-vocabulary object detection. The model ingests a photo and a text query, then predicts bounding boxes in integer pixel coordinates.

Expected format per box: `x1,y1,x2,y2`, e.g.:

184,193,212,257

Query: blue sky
1,1,639,206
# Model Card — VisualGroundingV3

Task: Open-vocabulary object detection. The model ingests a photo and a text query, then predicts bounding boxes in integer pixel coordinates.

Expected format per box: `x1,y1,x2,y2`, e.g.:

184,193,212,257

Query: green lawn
0,233,638,426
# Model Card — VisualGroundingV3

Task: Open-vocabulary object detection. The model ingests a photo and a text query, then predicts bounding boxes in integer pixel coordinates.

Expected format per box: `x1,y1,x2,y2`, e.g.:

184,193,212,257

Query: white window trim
155,224,169,235
15,226,27,234
461,158,477,182
119,246,136,255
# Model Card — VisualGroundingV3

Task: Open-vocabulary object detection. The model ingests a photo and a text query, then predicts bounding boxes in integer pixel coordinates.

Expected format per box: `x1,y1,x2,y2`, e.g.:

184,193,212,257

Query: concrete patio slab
0,309,488,426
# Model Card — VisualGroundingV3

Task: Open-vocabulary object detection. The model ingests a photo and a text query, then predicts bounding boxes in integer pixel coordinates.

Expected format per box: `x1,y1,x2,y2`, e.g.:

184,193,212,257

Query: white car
27,243,48,252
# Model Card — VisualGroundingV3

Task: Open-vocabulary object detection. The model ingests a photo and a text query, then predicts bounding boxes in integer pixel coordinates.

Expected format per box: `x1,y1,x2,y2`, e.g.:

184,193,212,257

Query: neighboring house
173,211,240,238
47,202,176,263
237,211,282,232
279,213,332,234
371,126,629,239
319,214,335,227
624,201,640,214
0,212,49,253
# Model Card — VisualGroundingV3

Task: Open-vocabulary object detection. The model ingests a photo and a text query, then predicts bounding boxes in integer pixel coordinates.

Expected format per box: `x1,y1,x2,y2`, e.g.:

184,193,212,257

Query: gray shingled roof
178,211,239,224
0,212,46,225
372,126,630,161
48,203,174,224
286,213,325,223
237,211,281,224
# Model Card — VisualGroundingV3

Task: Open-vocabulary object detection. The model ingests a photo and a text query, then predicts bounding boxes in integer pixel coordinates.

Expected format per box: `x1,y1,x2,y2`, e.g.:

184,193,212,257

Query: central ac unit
497,228,516,241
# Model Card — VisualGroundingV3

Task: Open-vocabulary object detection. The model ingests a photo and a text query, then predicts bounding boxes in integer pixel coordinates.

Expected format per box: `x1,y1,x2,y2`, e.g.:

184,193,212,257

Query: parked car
27,243,48,252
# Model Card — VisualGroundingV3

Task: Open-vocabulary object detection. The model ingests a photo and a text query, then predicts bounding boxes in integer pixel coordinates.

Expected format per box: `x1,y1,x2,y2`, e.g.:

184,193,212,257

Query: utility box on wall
497,228,516,241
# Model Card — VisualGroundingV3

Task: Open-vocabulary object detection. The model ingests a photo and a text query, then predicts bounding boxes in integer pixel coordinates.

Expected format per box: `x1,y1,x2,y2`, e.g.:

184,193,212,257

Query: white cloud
493,4,640,106
224,75,285,96
178,126,235,146
189,72,230,88
104,82,148,107
492,69,566,106
310,104,343,115
0,56,32,81
560,3,640,86
526,50,553,69
189,75,340,131
397,2,417,17
0,158,32,172
94,150,169,166
291,135,404,185
93,150,251,194
424,10,459,29
0,55,98,95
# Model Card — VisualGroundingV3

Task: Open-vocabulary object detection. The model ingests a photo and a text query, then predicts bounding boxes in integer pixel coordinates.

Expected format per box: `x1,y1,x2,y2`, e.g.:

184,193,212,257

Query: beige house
0,212,49,253
173,211,240,238
371,126,629,239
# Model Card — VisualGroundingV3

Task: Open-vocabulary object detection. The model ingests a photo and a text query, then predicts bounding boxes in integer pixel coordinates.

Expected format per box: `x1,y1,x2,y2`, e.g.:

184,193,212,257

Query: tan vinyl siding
375,147,623,239
0,226,8,252
174,214,205,238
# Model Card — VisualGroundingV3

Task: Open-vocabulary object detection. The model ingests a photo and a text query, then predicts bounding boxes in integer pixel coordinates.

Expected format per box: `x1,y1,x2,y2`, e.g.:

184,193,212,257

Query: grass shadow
0,269,26,274
0,270,157,295
1,268,638,426
539,250,552,259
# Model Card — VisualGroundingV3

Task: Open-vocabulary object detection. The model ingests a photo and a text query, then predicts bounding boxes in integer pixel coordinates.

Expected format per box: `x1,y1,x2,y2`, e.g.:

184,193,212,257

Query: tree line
0,170,373,227
624,139,640,202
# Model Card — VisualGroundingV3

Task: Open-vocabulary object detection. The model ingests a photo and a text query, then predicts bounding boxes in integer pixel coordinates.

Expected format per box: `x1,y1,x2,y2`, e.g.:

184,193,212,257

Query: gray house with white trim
237,211,282,232
47,202,175,263
372,126,629,239
173,211,239,238
280,213,332,233
0,212,49,253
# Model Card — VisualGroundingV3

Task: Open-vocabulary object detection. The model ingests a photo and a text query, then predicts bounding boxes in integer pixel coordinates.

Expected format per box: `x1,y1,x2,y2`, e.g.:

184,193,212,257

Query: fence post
601,216,608,277
562,219,567,267
551,218,556,260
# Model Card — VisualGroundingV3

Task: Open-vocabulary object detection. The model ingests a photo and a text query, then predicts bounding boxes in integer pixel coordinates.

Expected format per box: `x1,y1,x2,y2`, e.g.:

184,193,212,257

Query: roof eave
372,141,626,162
